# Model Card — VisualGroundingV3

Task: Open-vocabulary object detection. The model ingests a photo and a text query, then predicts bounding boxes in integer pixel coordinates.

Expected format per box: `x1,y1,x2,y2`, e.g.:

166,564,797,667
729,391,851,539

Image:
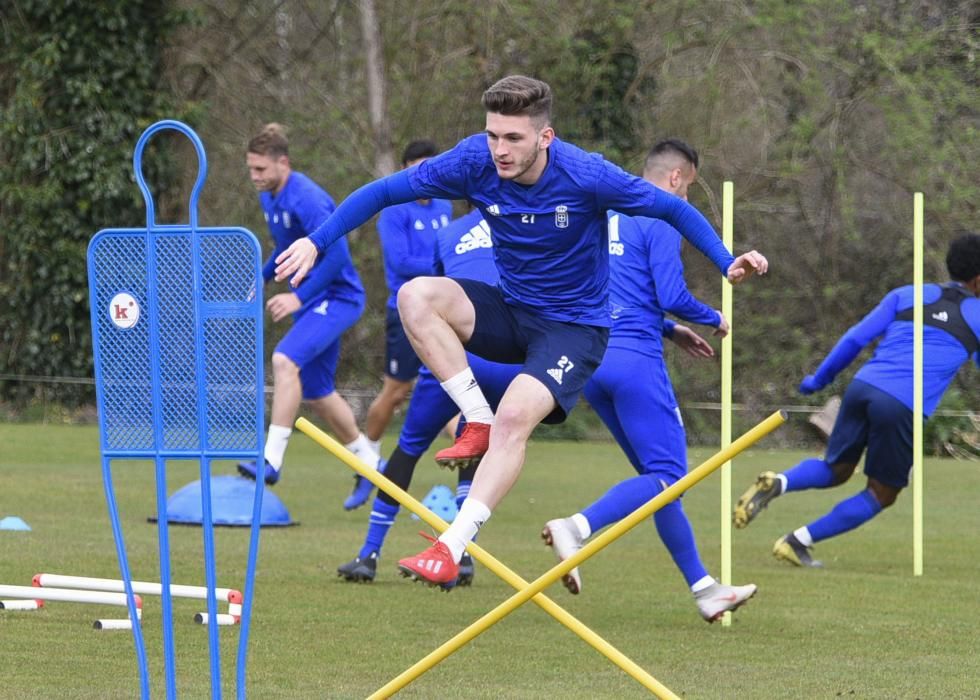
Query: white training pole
720,181,734,626
193,613,238,626
34,573,238,602
0,585,142,608
0,599,44,610
912,192,924,576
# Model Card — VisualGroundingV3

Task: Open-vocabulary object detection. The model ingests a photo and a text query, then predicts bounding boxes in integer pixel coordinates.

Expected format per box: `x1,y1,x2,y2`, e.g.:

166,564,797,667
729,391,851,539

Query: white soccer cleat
694,582,758,623
541,518,584,594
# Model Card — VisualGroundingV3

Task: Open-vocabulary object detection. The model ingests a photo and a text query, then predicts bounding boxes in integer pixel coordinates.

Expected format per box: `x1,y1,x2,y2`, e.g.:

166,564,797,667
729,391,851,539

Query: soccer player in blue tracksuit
237,124,379,487
272,76,768,587
337,208,522,586
542,140,758,623
734,233,980,567
347,141,454,502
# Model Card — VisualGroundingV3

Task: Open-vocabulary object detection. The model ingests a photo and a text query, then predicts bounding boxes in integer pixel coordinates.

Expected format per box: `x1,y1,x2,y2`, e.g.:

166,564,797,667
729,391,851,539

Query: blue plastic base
155,475,295,527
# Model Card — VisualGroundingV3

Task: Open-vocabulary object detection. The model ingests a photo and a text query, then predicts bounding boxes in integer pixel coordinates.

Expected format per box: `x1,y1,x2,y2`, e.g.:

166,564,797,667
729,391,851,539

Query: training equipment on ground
410,484,458,522
161,475,294,527
0,583,142,630
87,120,265,700
299,410,786,699
32,573,243,626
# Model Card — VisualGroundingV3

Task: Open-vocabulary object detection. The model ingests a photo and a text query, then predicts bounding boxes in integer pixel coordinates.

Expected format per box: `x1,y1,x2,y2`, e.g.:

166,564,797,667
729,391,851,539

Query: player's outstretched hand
713,311,730,338
275,237,318,286
671,324,715,358
727,250,768,284
799,375,822,395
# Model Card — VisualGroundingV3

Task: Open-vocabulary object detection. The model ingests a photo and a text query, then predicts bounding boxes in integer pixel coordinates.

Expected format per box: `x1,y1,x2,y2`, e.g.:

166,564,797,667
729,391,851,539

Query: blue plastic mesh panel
90,228,262,455
154,235,200,451
91,235,154,450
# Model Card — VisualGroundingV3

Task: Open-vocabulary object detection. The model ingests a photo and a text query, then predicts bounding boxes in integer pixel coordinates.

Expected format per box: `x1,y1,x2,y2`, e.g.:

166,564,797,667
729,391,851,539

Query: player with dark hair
345,140,454,509
542,140,757,622
273,75,768,587
734,232,980,567
238,123,378,485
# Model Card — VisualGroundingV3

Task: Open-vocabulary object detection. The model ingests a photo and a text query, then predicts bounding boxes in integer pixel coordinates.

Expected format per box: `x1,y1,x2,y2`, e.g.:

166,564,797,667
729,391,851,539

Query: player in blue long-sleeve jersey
337,208,523,586
237,124,379,486
541,140,758,622
735,233,980,567
272,76,769,587
361,141,454,466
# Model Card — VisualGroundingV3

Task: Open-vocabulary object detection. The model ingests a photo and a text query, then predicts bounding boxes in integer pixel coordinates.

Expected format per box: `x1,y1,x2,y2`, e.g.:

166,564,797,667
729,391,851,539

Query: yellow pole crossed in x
297,409,786,698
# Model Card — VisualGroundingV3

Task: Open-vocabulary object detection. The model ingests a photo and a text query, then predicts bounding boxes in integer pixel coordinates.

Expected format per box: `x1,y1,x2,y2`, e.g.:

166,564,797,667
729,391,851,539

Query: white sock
691,575,716,594
776,473,788,494
368,438,382,457
570,513,592,540
440,368,495,425
439,498,492,562
264,424,292,470
345,432,380,470
794,526,814,547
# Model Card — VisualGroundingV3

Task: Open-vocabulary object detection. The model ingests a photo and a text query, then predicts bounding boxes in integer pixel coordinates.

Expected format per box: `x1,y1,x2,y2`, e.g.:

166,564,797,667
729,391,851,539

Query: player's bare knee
489,403,536,446
867,479,900,508
271,352,299,379
829,461,857,486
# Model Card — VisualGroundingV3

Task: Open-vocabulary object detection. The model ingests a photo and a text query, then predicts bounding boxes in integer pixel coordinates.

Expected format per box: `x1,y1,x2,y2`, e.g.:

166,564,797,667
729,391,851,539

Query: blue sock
654,500,709,587
582,473,662,533
455,480,471,510
784,458,834,492
807,490,882,543
360,499,400,559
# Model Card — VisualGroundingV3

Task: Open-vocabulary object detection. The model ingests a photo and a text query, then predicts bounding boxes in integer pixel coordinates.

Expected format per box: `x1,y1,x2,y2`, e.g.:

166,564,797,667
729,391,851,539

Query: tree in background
0,1,193,404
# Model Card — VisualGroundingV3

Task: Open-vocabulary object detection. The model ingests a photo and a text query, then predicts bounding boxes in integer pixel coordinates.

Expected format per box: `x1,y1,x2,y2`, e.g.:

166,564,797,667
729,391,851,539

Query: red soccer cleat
397,532,460,588
434,421,491,470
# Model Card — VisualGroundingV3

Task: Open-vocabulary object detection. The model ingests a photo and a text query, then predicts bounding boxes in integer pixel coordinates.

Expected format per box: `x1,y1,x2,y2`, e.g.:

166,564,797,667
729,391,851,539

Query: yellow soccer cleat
733,471,781,529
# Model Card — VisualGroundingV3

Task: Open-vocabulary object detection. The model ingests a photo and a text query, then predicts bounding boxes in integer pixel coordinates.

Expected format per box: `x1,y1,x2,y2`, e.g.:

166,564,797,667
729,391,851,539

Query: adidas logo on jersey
932,311,949,322
547,368,564,385
486,204,501,216
455,220,493,254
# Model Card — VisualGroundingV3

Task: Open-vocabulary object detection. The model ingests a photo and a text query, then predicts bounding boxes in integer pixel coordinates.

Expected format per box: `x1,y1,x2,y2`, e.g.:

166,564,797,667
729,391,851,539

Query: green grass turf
1,421,978,699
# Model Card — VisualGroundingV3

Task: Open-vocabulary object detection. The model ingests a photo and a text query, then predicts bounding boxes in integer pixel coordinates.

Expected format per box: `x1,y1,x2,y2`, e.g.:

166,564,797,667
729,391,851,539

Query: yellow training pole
720,181,734,626
295,418,680,699
370,411,786,698
912,192,924,576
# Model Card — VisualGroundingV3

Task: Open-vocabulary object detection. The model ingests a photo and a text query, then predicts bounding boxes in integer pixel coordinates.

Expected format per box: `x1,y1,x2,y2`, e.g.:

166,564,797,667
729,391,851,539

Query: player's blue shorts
454,279,609,424
826,379,915,488
398,353,522,456
584,347,687,483
275,297,364,400
384,306,422,382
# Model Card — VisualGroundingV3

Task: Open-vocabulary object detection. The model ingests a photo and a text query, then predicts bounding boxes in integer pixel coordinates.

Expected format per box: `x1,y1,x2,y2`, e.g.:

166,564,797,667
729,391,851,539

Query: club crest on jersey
555,205,569,229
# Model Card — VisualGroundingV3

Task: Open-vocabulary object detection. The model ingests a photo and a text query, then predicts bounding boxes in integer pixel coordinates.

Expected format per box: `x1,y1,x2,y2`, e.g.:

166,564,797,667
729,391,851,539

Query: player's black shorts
454,278,608,424
384,306,422,381
826,379,915,488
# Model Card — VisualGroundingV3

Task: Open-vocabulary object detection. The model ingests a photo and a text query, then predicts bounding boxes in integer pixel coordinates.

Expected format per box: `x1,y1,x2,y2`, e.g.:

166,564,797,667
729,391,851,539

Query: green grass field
1,421,978,699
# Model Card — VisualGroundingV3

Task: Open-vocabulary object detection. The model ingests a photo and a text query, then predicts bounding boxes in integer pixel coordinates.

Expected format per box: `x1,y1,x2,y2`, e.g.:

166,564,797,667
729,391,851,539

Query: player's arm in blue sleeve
648,226,721,327
378,208,436,279
308,170,418,253
662,318,676,339
596,164,735,275
261,254,278,283
308,145,469,253
801,291,900,393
